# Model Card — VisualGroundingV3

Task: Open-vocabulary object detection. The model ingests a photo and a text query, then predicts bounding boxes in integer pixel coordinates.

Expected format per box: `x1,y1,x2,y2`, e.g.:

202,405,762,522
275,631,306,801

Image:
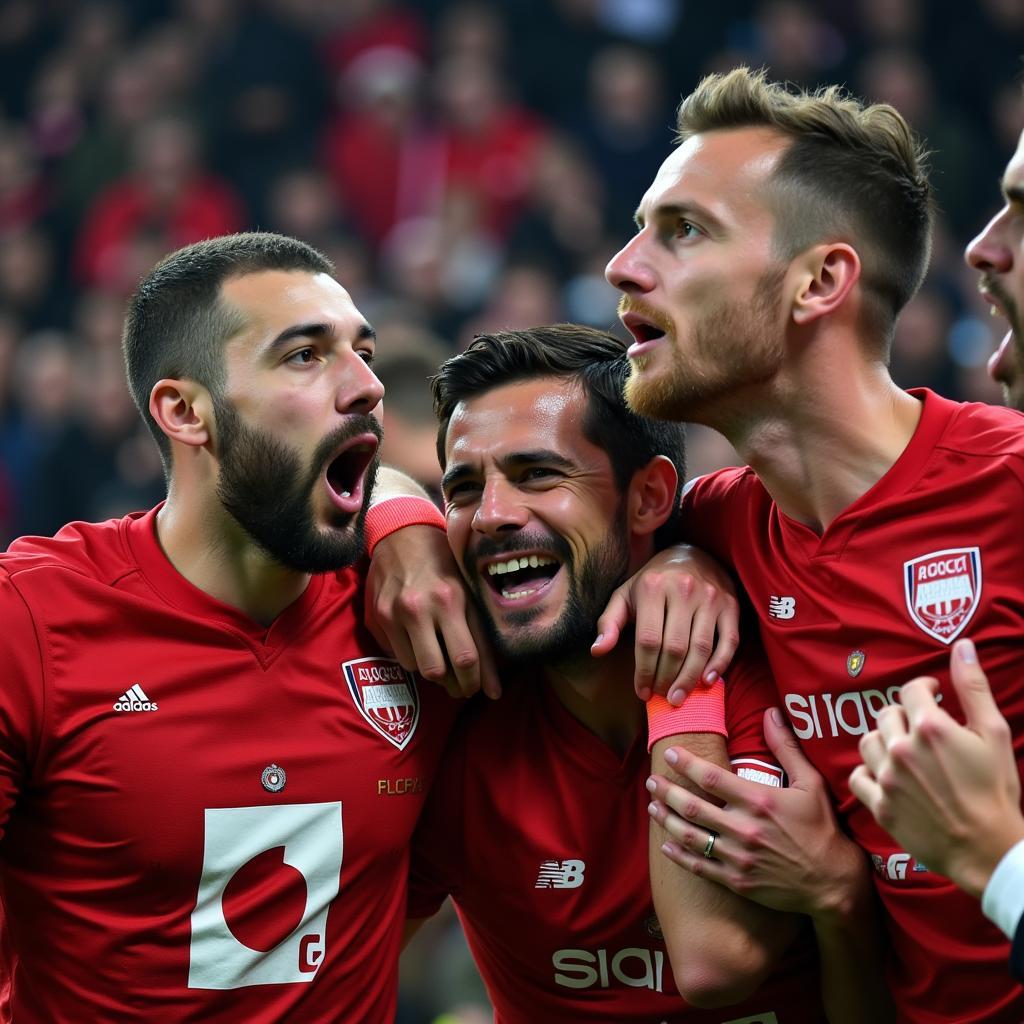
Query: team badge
261,764,286,792
341,656,420,750
903,547,982,644
846,650,865,677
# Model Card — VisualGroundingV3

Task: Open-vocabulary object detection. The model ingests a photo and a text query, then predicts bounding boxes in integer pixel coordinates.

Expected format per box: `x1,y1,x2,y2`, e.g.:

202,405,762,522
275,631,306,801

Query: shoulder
923,390,1024,460
3,516,133,585
682,465,764,510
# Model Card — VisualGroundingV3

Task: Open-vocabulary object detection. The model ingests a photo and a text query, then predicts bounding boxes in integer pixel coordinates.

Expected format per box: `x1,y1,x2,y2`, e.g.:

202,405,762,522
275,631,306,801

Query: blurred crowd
1,0,1022,1015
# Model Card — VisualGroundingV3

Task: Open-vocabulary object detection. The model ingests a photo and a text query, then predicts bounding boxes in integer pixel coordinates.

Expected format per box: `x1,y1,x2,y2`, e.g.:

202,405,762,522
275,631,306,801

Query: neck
544,640,643,758
710,347,923,533
156,486,310,626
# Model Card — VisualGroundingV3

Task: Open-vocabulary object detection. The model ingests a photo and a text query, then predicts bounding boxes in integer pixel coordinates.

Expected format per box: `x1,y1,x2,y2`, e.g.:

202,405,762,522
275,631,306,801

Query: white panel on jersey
188,802,343,989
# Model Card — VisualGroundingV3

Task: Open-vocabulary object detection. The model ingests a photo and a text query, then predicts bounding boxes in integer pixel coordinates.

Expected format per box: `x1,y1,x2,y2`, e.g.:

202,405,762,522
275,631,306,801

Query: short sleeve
0,571,45,841
722,635,785,787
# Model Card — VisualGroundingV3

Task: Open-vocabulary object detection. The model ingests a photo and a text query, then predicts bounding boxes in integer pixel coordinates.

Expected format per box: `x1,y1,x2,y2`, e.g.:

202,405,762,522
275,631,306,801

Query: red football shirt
408,657,824,1023
681,390,1024,1023
0,506,457,1022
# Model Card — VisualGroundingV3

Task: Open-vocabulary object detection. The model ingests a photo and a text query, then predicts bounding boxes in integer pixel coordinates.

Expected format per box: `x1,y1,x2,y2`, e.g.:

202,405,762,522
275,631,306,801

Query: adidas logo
113,684,159,713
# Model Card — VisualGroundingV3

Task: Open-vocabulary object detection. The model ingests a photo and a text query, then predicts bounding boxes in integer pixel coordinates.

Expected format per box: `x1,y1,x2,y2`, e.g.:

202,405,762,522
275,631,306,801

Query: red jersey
681,390,1024,1023
0,506,457,1022
408,657,824,1023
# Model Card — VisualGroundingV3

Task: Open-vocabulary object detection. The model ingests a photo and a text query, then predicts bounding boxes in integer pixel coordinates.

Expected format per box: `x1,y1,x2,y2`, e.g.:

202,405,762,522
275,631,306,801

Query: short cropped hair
432,323,686,539
122,231,333,475
677,67,933,350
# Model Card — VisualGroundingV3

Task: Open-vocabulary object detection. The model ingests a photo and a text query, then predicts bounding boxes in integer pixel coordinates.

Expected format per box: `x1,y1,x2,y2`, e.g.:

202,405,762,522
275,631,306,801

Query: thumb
763,707,814,787
592,587,632,656
950,638,1003,735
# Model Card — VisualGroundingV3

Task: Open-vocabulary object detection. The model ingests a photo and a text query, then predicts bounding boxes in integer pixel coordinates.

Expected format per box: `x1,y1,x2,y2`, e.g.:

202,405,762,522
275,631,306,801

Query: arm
365,466,499,699
592,543,741,704
648,708,894,1023
850,638,1024,939
650,729,801,1007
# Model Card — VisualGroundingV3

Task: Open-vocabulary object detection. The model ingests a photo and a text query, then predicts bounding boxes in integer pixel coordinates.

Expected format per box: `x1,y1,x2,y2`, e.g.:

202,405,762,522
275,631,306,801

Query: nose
472,477,529,538
337,350,385,416
966,207,1012,274
605,232,656,294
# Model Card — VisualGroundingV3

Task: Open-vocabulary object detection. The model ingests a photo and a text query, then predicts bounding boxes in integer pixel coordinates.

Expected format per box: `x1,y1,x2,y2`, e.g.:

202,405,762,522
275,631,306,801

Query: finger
702,598,740,683
649,799,728,860
762,707,815,786
436,614,484,698
950,638,1005,734
404,621,452,688
592,588,630,658
848,763,883,811
895,676,941,729
633,585,669,700
658,840,732,887
466,603,501,700
647,769,737,834
857,729,887,775
659,605,714,702
876,702,909,746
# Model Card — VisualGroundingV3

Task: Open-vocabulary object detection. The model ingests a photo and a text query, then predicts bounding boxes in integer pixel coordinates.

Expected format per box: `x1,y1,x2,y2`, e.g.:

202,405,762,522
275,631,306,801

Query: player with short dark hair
408,323,884,1022
0,231,469,1021
606,67,1024,1021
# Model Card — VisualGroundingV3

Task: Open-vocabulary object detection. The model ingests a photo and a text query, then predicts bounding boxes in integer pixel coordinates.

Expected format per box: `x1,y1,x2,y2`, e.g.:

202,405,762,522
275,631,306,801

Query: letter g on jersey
188,802,342,989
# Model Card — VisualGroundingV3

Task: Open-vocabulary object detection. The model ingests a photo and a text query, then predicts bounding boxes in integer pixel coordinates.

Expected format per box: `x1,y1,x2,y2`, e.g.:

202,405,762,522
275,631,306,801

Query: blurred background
1,0,1021,1017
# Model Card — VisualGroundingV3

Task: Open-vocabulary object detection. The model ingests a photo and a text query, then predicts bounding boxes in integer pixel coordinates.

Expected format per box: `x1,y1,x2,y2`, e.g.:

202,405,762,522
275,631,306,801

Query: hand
849,638,1024,899
591,543,740,704
647,707,865,918
365,525,500,699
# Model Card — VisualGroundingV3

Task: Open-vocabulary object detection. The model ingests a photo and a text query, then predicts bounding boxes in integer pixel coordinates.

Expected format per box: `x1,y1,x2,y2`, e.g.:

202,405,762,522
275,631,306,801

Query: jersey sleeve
0,571,45,841
406,711,470,920
722,635,785,788
678,468,748,566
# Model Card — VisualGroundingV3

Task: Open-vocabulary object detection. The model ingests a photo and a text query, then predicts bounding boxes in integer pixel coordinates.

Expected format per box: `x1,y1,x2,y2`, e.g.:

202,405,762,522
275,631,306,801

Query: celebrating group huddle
1,67,1023,1023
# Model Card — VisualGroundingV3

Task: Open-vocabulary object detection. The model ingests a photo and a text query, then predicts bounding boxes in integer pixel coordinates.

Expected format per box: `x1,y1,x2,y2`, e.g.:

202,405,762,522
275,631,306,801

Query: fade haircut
122,231,333,476
432,324,686,541
677,67,933,352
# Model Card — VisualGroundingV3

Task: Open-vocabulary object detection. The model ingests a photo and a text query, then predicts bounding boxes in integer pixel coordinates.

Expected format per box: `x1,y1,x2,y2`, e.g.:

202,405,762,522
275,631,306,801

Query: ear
149,378,213,450
626,454,678,537
791,242,861,326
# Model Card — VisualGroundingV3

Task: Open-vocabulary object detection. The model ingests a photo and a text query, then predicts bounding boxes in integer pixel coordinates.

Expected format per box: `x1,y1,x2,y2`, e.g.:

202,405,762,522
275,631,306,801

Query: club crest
342,657,420,750
903,547,982,644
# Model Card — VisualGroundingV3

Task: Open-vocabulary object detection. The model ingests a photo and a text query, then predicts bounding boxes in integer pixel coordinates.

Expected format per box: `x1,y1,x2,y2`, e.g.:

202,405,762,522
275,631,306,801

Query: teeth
341,490,351,498
487,555,557,576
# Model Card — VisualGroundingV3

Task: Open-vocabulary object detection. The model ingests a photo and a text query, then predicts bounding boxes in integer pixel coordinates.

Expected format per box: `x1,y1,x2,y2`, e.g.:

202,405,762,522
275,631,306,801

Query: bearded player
405,324,887,1023
0,232,475,1021
605,68,1024,1022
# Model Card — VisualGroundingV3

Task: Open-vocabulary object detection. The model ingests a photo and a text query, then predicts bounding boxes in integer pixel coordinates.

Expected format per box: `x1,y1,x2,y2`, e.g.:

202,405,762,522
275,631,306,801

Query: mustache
311,414,383,474
979,274,1018,319
616,295,675,335
469,529,573,566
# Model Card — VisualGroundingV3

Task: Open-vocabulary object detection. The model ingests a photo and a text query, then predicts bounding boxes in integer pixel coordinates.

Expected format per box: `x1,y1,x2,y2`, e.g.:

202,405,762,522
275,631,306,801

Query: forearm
811,842,894,1024
650,734,798,1007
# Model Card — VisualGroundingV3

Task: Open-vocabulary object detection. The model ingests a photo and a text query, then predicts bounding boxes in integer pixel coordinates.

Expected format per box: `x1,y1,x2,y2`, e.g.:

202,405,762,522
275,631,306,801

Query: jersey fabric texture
408,657,824,1023
680,389,1024,1024
0,506,458,1023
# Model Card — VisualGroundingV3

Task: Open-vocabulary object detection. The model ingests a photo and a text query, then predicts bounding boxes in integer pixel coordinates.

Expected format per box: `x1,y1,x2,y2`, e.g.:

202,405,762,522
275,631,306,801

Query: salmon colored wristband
364,497,446,556
646,679,727,751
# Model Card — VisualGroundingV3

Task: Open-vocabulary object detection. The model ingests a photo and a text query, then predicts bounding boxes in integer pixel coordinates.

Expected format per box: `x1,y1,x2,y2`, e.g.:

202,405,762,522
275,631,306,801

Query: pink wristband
363,497,446,556
646,679,727,751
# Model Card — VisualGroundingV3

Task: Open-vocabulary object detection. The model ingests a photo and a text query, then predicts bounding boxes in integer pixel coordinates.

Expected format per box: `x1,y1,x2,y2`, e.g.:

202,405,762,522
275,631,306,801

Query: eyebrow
634,200,723,233
441,449,577,493
265,321,377,354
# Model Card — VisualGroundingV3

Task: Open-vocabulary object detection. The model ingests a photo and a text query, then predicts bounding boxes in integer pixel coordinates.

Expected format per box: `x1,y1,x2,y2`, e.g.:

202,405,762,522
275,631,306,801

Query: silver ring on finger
702,831,717,859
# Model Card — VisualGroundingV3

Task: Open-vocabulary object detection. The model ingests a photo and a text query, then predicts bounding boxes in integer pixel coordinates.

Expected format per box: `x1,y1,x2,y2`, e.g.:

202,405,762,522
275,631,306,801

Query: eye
520,466,561,484
358,349,375,366
677,219,701,240
286,347,317,365
444,480,482,505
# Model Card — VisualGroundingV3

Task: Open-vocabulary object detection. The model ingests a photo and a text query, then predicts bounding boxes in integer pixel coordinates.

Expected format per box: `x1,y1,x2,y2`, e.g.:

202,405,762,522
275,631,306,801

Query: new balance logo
535,859,585,889
113,684,159,712
768,595,796,620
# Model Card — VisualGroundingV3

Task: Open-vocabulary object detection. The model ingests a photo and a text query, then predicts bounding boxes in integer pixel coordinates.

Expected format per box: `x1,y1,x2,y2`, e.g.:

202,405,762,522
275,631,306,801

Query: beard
214,396,382,573
623,263,787,425
464,515,631,669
